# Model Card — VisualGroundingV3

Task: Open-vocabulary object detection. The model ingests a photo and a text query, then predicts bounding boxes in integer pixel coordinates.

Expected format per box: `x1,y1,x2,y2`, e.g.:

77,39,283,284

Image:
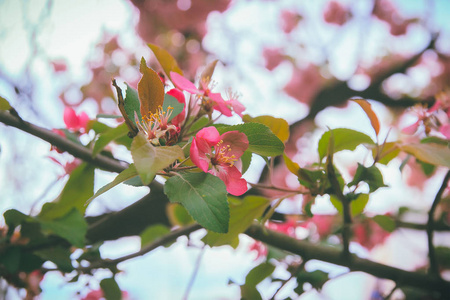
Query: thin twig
426,170,450,277
182,245,206,300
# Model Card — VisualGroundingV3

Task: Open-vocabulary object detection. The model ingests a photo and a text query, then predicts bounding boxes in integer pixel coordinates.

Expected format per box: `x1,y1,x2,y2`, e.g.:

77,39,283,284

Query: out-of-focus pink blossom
323,1,350,26
284,64,323,105
63,107,89,132
51,60,67,72
190,127,249,195
249,241,268,260
280,10,301,33
82,289,129,300
373,0,413,36
301,214,336,237
267,218,299,237
49,157,82,177
440,124,450,139
403,157,432,190
353,217,390,250
263,48,285,71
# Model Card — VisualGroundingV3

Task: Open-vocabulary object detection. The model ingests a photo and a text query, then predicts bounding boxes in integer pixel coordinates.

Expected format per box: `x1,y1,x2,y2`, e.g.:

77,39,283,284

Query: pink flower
166,88,186,126
63,107,89,132
283,64,323,105
190,126,249,195
49,156,82,177
263,47,285,71
280,10,301,33
440,124,450,139
170,71,244,117
323,1,350,26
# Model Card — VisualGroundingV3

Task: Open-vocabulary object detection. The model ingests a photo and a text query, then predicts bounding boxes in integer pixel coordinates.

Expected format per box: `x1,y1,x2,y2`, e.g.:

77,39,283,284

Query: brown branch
0,110,127,173
245,223,450,297
427,170,450,277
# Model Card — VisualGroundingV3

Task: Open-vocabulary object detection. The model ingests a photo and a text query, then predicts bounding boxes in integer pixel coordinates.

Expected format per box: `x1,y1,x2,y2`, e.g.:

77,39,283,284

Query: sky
1,0,450,299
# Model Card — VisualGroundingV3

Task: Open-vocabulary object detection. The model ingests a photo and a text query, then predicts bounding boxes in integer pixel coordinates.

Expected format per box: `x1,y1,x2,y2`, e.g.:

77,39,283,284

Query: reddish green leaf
147,43,183,79
352,99,380,136
138,57,165,118
243,114,290,143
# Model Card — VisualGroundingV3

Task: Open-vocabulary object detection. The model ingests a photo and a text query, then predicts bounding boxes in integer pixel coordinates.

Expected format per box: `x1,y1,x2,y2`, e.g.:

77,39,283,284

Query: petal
214,165,248,196
63,107,79,130
402,121,420,134
196,126,221,148
78,112,90,131
219,130,249,159
190,138,210,172
439,124,450,139
170,72,201,94
210,93,232,117
229,99,245,117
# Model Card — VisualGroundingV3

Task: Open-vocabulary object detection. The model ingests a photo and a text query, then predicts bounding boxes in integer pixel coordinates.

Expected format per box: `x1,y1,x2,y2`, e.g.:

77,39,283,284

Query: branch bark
245,223,450,297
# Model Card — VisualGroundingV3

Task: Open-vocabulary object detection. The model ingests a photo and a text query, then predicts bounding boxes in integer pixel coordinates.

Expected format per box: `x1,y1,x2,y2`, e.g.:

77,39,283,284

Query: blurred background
1,0,450,299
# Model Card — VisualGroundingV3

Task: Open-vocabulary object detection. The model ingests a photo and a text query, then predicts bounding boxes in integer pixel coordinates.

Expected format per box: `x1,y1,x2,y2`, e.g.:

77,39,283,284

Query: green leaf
131,133,184,185
372,215,396,232
187,116,209,134
240,262,275,300
39,209,88,248
3,209,30,230
163,93,184,122
373,142,400,165
0,95,12,110
39,163,95,220
166,203,194,226
86,164,139,205
140,224,171,249
399,143,450,168
138,57,165,117
295,270,329,295
93,123,129,157
243,115,290,143
240,150,252,175
435,246,450,269
96,114,122,119
216,123,285,157
147,43,183,79
0,247,21,273
124,83,142,125
348,163,387,192
164,173,229,233
318,128,374,161
283,153,300,176
203,196,270,248
100,277,122,300
34,246,73,273
420,136,450,145
329,193,369,217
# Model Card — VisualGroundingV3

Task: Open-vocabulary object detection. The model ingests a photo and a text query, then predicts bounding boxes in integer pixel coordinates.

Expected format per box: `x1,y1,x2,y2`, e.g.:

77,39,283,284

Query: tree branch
427,170,450,277
245,223,450,297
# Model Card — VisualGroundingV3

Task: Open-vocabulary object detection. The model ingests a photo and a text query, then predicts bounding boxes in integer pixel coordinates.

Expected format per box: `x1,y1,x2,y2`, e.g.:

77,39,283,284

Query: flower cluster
190,126,248,195
137,105,180,146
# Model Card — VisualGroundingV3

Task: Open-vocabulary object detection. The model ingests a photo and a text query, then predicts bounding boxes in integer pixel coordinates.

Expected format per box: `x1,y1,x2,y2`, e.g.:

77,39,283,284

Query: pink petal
440,124,450,139
210,93,232,117
63,107,80,130
78,112,90,131
401,121,420,134
219,130,249,159
170,72,201,94
229,99,245,117
196,127,221,148
213,165,248,196
190,138,210,172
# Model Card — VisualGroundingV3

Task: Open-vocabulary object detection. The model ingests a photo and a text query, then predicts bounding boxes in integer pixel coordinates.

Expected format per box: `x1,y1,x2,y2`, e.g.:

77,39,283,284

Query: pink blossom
167,88,186,126
249,241,268,260
283,64,323,105
49,157,82,177
353,217,390,250
323,1,349,26
280,10,301,33
373,0,412,36
190,126,249,195
63,107,89,132
440,124,450,139
170,72,244,117
51,60,67,72
263,48,285,71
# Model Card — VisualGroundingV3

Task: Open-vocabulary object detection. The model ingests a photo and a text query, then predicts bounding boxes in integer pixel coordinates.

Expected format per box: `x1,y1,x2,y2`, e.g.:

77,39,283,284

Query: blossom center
211,140,237,166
